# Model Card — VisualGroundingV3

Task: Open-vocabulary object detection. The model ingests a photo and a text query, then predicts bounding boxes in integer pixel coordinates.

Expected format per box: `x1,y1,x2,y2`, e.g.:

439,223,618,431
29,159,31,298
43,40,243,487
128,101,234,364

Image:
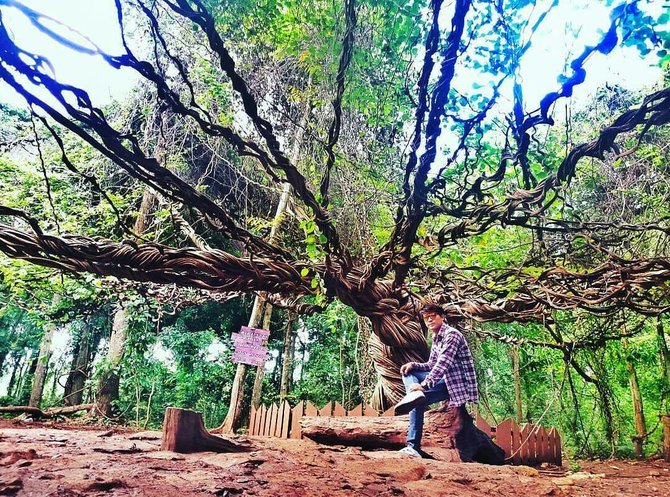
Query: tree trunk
658,318,670,398
94,189,154,418
300,406,504,464
513,345,523,424
161,407,249,453
64,321,92,406
355,316,376,403
94,306,128,418
6,354,22,399
29,295,59,407
219,298,266,433
663,415,670,463
624,339,646,458
279,313,297,401
341,295,429,410
251,303,274,408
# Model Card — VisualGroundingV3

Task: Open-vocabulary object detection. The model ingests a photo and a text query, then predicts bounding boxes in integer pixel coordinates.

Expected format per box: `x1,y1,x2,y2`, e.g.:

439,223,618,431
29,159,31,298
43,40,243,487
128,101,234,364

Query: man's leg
402,373,449,450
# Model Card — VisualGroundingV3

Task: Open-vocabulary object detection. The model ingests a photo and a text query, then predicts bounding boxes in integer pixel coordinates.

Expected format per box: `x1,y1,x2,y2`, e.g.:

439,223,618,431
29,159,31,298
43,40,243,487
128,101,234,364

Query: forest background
0,0,669,462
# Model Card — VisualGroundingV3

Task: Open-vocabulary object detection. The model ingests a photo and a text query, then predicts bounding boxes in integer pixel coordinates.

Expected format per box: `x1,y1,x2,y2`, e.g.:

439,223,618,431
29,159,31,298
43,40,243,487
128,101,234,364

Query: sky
0,0,663,111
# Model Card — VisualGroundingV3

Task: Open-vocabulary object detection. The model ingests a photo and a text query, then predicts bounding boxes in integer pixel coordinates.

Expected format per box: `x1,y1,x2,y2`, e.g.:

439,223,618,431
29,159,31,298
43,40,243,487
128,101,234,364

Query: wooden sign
231,326,270,366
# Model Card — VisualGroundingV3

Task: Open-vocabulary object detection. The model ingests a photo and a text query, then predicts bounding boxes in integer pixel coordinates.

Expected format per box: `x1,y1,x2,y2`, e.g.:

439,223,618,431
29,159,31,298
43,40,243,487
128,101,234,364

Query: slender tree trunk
29,294,60,407
64,321,92,406
279,313,297,402
6,354,22,398
513,345,523,424
250,303,274,408
94,306,129,418
658,318,670,398
663,414,670,463
219,298,266,432
94,189,155,418
623,339,646,458
221,98,308,430
20,352,38,405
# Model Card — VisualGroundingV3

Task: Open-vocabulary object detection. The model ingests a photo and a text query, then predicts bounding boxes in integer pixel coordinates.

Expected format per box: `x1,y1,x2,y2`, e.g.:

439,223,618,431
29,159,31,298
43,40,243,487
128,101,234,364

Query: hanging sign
231,326,270,366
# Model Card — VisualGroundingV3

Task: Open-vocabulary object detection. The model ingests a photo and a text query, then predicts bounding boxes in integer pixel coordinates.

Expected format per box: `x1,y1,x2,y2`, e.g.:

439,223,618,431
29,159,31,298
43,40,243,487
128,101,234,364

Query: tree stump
300,406,504,464
161,407,250,453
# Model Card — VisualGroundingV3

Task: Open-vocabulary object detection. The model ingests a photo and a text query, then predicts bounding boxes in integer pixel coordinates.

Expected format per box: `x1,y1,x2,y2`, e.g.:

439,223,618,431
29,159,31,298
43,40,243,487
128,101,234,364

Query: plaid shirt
409,322,479,407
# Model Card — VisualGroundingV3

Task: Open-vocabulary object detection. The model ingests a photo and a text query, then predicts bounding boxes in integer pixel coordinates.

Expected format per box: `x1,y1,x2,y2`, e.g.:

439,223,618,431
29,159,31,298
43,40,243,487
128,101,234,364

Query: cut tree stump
161,407,250,453
301,405,504,464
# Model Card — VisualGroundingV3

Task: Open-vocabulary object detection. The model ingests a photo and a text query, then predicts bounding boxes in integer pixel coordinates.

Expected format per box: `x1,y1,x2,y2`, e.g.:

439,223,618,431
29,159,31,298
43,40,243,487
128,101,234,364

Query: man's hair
419,303,446,316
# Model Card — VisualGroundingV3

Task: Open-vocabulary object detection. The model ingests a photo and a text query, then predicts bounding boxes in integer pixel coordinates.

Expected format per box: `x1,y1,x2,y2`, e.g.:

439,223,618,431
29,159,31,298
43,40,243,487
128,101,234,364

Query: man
394,303,479,458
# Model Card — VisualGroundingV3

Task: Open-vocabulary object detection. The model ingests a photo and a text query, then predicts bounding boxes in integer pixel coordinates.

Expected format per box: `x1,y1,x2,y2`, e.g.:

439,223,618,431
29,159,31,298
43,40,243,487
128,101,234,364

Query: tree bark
513,345,523,424
251,303,274,408
64,321,92,406
219,298,266,433
300,406,504,464
161,407,249,453
663,415,670,463
94,306,128,418
279,313,297,401
658,318,670,397
623,339,646,458
29,295,59,407
94,189,155,418
0,403,93,419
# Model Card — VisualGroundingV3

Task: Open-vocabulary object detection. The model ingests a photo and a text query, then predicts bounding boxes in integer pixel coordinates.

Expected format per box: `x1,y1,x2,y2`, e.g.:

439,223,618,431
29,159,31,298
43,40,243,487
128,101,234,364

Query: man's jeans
402,371,449,450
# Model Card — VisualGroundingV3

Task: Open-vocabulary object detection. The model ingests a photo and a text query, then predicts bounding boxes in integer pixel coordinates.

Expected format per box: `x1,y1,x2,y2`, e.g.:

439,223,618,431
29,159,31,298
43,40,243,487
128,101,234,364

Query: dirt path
0,420,668,496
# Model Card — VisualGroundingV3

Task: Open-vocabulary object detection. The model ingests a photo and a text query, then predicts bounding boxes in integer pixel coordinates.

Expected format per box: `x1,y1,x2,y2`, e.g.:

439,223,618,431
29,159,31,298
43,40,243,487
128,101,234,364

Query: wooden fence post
278,400,291,438
318,401,333,417
496,419,513,462
333,402,346,417
364,404,379,416
290,401,304,439
348,404,363,416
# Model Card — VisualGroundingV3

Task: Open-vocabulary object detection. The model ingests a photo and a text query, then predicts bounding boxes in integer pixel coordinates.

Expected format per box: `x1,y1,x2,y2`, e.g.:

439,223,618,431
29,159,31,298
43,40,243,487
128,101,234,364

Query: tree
0,0,669,424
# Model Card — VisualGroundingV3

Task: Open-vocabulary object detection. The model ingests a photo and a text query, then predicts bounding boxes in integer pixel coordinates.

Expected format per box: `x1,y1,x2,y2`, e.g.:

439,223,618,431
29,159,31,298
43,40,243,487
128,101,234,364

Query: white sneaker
398,446,422,458
393,390,426,415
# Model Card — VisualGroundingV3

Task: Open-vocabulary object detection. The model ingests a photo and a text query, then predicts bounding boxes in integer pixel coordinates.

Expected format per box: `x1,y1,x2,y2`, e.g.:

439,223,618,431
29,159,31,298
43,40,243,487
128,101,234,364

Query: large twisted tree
0,0,669,412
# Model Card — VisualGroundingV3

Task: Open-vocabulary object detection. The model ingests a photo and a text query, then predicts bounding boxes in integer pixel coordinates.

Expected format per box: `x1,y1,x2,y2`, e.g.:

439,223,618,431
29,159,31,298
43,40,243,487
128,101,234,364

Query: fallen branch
0,403,93,419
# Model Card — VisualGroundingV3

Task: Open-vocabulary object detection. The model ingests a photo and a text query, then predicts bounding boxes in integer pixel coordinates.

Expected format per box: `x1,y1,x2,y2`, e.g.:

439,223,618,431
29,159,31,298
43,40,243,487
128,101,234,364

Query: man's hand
409,384,425,393
400,363,414,375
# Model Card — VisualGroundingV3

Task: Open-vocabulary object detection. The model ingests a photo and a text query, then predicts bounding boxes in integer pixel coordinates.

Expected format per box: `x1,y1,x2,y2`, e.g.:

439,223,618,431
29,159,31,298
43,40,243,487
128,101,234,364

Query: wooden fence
248,400,562,466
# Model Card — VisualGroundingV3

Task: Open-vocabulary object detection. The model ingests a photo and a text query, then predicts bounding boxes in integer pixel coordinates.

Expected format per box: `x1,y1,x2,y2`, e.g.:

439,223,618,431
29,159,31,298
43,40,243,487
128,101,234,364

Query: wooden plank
305,401,318,417
333,402,346,417
258,405,267,437
318,401,333,417
364,404,379,416
476,414,492,437
381,406,395,417
537,426,548,463
267,403,278,437
274,402,285,438
519,423,533,466
249,405,257,436
290,402,303,439
347,404,363,417
548,428,561,465
554,428,562,466
496,418,514,462
280,401,291,438
511,420,522,465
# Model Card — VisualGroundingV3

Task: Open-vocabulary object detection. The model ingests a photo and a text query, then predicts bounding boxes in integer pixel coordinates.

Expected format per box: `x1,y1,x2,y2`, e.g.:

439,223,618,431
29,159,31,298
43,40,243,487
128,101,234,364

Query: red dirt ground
1,419,669,497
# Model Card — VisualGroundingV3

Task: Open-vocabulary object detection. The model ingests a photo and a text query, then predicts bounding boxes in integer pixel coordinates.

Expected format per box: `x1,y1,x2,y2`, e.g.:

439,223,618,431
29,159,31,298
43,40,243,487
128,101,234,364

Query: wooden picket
245,400,562,467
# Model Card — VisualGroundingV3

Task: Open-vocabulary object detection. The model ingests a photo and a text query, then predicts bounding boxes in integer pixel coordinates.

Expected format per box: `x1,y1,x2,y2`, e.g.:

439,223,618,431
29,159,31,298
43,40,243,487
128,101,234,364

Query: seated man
394,303,479,458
